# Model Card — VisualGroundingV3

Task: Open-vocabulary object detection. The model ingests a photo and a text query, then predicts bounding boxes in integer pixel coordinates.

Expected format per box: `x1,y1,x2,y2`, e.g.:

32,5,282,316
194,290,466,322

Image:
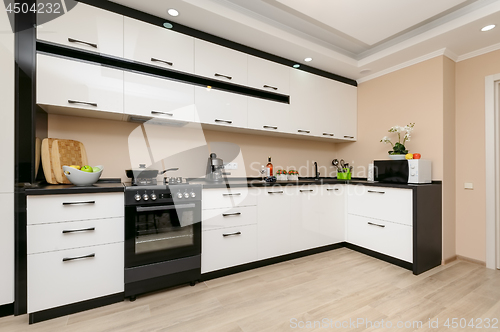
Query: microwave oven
374,159,432,184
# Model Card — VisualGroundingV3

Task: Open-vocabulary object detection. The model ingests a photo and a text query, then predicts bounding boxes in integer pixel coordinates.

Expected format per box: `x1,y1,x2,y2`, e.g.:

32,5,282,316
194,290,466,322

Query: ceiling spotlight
163,22,173,29
304,57,313,62
481,24,496,31
168,8,179,17
293,64,300,68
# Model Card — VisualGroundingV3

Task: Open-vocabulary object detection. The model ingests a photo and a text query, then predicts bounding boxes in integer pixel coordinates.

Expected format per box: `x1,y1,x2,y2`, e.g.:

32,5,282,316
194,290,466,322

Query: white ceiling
110,0,500,82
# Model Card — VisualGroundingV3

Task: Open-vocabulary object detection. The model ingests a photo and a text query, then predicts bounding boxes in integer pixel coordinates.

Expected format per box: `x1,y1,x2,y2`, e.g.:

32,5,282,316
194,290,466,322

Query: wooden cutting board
50,139,88,184
41,138,59,184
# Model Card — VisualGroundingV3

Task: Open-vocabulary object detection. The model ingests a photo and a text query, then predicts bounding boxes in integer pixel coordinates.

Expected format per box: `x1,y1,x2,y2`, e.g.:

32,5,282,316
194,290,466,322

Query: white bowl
388,154,407,160
62,165,104,186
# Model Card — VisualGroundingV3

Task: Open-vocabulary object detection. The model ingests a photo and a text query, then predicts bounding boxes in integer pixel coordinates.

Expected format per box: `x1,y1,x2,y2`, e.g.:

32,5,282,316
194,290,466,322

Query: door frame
485,73,500,269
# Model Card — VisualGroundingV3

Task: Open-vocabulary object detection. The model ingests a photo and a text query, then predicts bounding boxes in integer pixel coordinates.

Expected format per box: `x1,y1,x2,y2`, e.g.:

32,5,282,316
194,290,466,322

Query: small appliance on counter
374,159,432,184
206,153,225,182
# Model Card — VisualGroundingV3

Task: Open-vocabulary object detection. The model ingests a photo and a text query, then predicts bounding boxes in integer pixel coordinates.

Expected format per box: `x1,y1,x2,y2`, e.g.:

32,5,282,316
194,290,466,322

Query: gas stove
124,183,202,206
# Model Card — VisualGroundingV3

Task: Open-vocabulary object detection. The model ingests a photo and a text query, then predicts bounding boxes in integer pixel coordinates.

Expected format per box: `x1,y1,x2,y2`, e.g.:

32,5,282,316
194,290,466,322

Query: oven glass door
125,202,201,268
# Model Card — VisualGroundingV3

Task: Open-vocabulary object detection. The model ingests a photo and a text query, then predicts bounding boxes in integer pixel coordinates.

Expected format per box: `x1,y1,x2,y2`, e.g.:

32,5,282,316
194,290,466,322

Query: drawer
28,242,124,313
202,188,257,209
202,206,257,231
202,224,257,273
347,214,412,263
27,217,124,255
347,185,413,226
27,193,124,225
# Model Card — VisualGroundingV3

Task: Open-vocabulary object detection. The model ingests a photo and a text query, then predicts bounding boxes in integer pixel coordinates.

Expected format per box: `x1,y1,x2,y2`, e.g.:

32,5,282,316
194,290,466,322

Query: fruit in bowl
62,165,104,186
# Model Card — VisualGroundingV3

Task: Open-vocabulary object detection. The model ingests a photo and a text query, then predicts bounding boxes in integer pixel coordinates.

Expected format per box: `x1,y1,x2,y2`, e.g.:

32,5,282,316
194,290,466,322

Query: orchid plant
380,123,415,155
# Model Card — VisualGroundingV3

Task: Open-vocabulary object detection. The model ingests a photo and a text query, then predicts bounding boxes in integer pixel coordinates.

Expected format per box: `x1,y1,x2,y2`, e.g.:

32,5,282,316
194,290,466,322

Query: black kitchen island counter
24,181,125,195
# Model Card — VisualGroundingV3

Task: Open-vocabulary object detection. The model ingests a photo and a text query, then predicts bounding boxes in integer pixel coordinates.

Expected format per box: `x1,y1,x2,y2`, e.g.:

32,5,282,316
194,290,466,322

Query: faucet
314,162,320,180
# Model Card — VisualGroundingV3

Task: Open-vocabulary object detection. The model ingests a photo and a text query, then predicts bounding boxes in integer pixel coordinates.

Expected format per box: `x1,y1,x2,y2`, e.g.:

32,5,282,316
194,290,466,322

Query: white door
319,185,346,245
247,55,290,95
290,185,322,252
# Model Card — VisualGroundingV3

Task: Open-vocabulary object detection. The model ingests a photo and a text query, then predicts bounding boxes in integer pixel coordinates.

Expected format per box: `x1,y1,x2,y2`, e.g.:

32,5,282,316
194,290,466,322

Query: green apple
81,165,93,172
92,166,101,173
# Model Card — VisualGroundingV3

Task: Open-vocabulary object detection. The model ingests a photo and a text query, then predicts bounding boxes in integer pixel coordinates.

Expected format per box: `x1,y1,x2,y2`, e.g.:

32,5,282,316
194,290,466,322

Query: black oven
124,184,202,300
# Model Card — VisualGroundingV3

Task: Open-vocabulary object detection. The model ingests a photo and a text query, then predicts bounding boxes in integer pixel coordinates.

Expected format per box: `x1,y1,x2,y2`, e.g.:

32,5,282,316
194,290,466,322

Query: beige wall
48,114,338,182
455,49,500,262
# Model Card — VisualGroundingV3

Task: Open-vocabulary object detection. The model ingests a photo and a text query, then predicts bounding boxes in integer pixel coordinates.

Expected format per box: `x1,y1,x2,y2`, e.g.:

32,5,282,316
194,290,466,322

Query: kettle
206,153,225,182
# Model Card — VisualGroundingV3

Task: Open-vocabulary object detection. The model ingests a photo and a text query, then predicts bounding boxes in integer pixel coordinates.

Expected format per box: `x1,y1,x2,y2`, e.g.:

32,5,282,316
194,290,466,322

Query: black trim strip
75,0,356,87
0,303,14,318
29,293,124,324
344,243,413,271
37,41,290,104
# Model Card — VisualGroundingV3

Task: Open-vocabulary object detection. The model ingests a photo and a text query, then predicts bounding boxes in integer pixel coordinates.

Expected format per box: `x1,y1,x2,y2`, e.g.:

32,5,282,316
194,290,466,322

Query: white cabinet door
247,55,290,95
257,186,291,259
290,185,322,252
332,82,357,140
194,39,247,86
319,185,346,245
124,71,195,123
37,54,124,117
247,97,292,133
203,206,257,231
124,17,194,73
37,3,123,58
195,86,248,128
0,193,14,305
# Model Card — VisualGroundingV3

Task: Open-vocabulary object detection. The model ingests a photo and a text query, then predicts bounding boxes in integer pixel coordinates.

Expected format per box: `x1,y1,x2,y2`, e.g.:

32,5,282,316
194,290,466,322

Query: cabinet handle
151,111,173,116
368,222,385,228
215,119,233,124
300,189,314,192
62,227,95,234
151,57,173,66
68,100,97,107
263,85,278,91
62,201,96,206
223,232,241,237
268,191,284,194
344,135,355,139
67,38,97,49
222,193,241,196
323,133,334,137
298,129,311,133
327,188,339,191
222,212,241,217
263,125,278,130
62,253,96,262
367,190,385,194
214,73,232,80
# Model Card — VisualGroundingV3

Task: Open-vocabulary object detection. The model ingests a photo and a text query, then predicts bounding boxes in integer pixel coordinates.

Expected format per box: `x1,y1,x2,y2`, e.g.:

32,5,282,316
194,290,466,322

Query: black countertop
24,180,125,195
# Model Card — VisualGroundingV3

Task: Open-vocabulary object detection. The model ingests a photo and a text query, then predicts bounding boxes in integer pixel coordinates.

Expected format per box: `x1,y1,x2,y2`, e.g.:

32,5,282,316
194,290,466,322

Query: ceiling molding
443,48,459,62
457,42,500,62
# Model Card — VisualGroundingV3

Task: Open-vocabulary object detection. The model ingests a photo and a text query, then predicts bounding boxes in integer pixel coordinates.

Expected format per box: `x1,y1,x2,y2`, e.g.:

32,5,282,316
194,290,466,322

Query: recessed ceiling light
360,69,371,74
304,57,313,62
163,22,173,29
481,24,496,31
168,8,179,17
293,64,300,68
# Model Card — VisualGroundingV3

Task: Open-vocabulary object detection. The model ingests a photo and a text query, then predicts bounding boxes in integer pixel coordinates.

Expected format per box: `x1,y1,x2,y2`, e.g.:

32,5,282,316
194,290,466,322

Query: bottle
266,156,273,177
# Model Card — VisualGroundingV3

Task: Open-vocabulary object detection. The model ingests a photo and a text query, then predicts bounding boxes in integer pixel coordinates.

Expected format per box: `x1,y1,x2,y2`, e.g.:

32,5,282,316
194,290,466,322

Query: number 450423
5,2,61,14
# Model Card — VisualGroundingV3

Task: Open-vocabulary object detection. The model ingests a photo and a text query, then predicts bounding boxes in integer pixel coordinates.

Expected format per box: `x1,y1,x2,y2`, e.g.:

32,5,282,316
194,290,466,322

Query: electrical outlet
224,162,238,170
464,183,474,190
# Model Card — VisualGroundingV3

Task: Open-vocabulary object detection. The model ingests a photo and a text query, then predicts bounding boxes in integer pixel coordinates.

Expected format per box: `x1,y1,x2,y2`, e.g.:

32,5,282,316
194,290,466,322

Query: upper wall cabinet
195,86,248,128
124,17,194,74
37,3,124,58
194,39,247,86
37,54,124,119
332,82,357,140
247,55,290,95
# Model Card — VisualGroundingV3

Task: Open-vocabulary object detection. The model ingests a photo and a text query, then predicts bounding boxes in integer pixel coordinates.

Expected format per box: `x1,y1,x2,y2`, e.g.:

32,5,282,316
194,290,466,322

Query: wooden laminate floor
2,248,500,332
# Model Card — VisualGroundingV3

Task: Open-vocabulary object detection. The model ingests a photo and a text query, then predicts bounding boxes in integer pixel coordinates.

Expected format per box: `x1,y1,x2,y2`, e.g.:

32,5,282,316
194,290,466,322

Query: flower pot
389,154,407,160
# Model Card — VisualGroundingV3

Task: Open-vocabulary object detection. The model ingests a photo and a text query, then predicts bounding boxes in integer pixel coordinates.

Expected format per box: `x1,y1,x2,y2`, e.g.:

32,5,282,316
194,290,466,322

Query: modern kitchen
1,0,500,330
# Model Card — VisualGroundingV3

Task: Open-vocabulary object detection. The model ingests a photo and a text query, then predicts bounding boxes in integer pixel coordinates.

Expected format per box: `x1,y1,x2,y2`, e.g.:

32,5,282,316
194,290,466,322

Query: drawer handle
62,227,95,234
263,85,278,91
344,135,355,139
222,232,241,237
323,133,334,137
298,129,310,133
367,190,385,194
368,222,385,228
151,111,173,116
151,57,173,66
68,100,98,107
62,253,95,262
300,189,314,192
215,119,233,124
222,212,241,217
222,193,241,196
263,125,278,130
268,191,284,194
327,188,339,191
62,201,96,206
214,73,232,80
68,38,97,49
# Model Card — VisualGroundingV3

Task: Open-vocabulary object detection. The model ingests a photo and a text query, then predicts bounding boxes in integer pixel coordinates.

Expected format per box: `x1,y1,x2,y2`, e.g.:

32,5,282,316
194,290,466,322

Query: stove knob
142,194,149,201
190,192,196,198
177,192,183,199
134,194,141,202
184,192,190,199
150,193,157,201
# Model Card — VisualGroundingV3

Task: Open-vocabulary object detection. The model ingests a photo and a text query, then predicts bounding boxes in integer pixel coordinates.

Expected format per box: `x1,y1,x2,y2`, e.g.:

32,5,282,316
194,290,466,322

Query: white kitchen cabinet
319,184,346,245
247,55,290,95
195,86,248,128
257,186,292,260
0,193,14,306
202,187,256,210
331,82,357,140
37,54,124,119
124,17,194,73
124,71,195,123
37,3,124,58
247,97,292,133
203,206,257,231
194,39,247,86
290,185,322,252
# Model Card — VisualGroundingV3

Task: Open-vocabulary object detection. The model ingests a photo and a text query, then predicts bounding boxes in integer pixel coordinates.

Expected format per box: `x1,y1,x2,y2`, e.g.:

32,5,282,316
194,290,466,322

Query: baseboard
344,243,413,271
457,255,486,266
443,256,457,265
0,303,14,318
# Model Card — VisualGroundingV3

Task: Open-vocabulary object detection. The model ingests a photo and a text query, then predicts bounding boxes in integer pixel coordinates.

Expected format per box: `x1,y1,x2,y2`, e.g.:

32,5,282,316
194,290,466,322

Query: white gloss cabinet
319,185,346,245
124,71,195,123
0,193,14,306
37,54,124,119
36,3,124,58
247,97,292,133
195,86,248,128
124,17,194,73
247,55,290,94
290,185,322,252
332,82,357,140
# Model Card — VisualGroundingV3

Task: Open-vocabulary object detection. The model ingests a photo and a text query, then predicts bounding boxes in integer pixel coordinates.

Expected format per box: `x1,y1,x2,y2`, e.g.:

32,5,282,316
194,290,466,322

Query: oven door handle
136,203,196,212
